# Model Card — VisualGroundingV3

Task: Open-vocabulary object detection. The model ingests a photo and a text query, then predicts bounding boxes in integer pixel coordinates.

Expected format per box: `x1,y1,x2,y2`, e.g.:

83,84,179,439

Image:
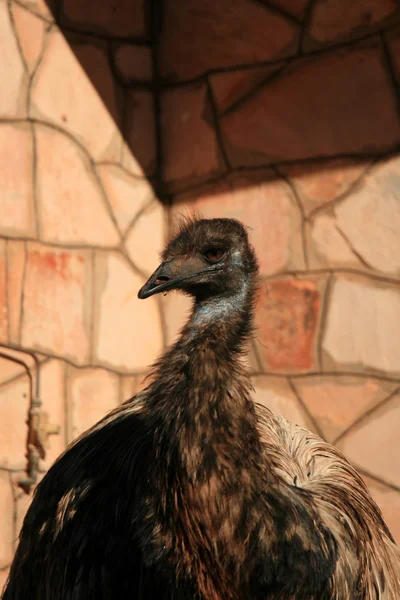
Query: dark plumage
3,217,400,599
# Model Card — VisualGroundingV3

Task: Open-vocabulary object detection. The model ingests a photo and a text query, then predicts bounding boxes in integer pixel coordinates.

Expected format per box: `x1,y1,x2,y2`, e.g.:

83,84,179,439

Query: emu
3,217,400,599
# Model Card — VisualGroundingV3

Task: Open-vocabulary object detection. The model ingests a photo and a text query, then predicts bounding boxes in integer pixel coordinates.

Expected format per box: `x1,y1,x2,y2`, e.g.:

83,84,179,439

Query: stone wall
1,0,400,587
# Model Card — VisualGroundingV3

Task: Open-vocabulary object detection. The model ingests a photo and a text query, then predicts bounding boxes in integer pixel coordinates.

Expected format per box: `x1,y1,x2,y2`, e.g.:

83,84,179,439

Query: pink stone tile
221,44,400,166
162,83,226,188
338,389,400,488
0,0,27,117
0,471,13,569
255,278,323,372
362,475,400,544
21,243,91,364
252,375,315,431
210,63,285,115
125,200,166,274
0,240,8,343
11,3,46,73
293,376,397,443
161,84,226,189
306,214,362,270
67,367,120,441
31,31,123,162
62,0,146,38
0,377,30,470
114,44,152,82
6,241,26,344
36,124,120,247
271,0,308,19
0,122,35,237
334,155,400,277
39,360,66,469
94,252,163,372
123,90,157,177
277,158,369,216
96,164,154,235
172,171,305,276
322,277,400,376
159,0,298,80
306,0,398,49
0,349,38,387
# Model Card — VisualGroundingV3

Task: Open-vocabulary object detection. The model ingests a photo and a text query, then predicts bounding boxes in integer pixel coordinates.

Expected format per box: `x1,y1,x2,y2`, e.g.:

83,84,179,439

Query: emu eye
204,248,225,263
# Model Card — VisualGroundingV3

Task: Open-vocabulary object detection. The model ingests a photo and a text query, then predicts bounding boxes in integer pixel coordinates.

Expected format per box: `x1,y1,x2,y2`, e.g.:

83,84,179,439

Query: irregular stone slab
11,3,46,74
94,252,163,372
255,277,324,372
270,0,308,20
15,0,56,20
338,389,400,488
161,83,226,189
0,0,27,117
21,243,92,364
96,164,153,235
306,214,362,270
0,377,30,471
362,475,400,543
277,158,369,216
159,0,299,80
252,375,315,431
125,200,166,275
0,122,35,238
67,367,120,441
0,471,14,568
31,31,123,162
221,44,400,166
306,0,399,50
0,240,8,343
123,90,156,177
172,170,305,276
114,44,152,82
39,360,66,470
36,124,120,247
322,276,400,376
6,241,26,344
62,0,146,38
293,375,397,443
335,155,400,277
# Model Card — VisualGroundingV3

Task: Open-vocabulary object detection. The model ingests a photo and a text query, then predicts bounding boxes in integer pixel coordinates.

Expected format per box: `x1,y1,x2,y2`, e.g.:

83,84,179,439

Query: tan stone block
62,0,146,38
162,291,192,346
31,31,122,161
159,0,298,80
172,171,305,276
0,471,13,569
39,360,66,469
11,3,46,73
0,122,36,237
334,156,400,277
221,44,400,166
277,158,369,216
125,200,166,275
114,44,152,82
36,124,120,247
21,243,92,364
94,252,163,371
121,375,136,403
16,0,55,20
337,389,400,488
322,277,400,375
0,349,40,388
362,475,400,544
97,164,153,236
123,90,156,177
306,214,361,270
161,83,226,188
6,240,26,344
67,367,120,441
0,240,8,343
15,490,32,542
252,375,315,430
307,0,398,49
0,377,29,469
0,567,10,592
255,277,324,372
293,375,397,443
0,0,27,117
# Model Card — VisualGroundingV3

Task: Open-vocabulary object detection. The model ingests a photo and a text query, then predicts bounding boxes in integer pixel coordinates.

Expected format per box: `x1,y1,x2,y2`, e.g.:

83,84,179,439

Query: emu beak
138,258,222,299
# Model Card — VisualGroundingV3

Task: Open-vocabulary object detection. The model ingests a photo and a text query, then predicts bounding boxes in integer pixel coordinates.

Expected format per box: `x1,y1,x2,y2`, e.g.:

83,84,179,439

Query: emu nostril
155,275,170,285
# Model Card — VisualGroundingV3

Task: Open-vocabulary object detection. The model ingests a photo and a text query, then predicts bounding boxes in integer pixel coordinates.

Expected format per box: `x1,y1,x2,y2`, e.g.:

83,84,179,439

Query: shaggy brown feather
2,217,399,599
